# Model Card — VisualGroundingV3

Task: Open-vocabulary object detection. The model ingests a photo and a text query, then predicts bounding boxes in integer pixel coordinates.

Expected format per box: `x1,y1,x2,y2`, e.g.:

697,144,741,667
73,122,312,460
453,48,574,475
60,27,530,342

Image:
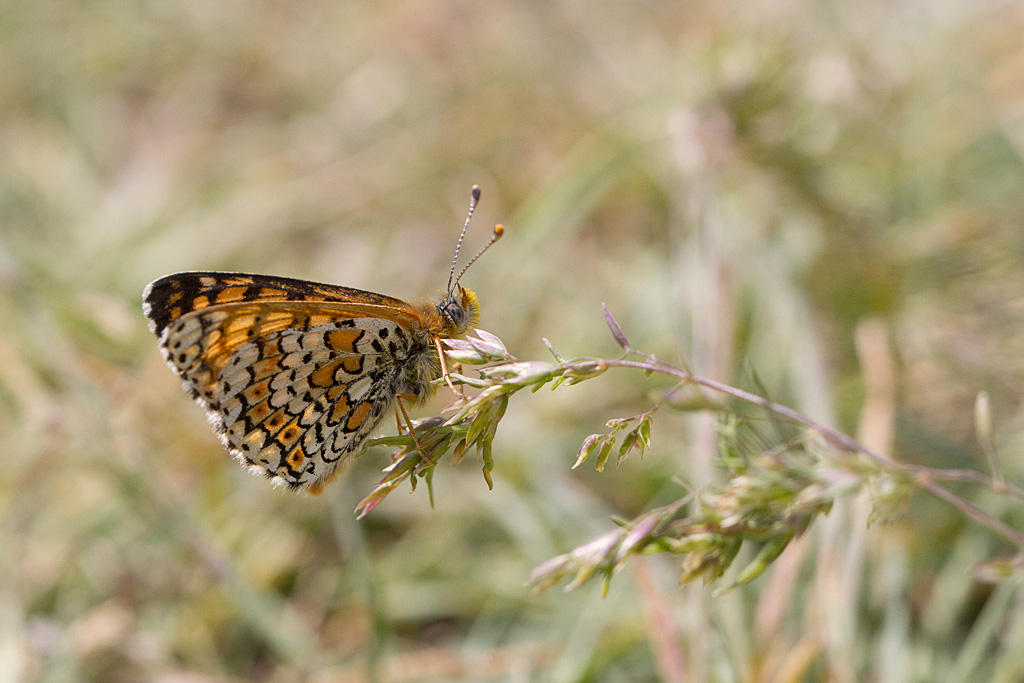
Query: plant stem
603,356,1024,550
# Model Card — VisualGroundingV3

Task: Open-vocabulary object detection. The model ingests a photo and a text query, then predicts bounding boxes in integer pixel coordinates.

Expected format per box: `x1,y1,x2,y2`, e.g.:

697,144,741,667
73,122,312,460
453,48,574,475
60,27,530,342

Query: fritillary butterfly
143,186,501,494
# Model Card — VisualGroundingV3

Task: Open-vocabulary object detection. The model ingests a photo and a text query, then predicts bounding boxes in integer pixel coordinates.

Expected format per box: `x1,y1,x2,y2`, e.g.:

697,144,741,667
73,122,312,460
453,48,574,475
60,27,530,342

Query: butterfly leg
434,337,465,399
395,393,438,465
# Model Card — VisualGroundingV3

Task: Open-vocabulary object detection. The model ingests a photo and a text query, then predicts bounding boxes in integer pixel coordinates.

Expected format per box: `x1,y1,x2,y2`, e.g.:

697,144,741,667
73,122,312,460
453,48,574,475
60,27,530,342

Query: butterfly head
437,285,480,337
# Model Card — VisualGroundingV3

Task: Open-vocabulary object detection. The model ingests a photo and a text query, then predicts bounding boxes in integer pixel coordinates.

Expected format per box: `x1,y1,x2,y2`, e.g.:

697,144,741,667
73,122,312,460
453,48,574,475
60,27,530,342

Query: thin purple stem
601,355,1024,549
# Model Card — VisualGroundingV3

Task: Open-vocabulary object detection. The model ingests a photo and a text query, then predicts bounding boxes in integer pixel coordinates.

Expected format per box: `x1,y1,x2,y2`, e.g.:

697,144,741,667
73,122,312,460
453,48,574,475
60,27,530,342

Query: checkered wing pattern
143,271,416,340
143,272,426,493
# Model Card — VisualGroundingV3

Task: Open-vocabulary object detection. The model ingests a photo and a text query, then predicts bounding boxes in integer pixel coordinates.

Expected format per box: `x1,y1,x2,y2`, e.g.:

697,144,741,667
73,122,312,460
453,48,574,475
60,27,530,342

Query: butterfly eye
444,300,465,326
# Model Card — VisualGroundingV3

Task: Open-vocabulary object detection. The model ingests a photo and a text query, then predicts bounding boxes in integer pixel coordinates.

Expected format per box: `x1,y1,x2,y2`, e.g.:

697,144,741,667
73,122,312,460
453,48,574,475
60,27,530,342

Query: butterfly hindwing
214,318,411,491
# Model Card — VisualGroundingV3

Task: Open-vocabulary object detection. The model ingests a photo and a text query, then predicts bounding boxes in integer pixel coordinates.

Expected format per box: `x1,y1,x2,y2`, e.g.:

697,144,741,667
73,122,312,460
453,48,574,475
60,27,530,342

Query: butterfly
143,186,502,495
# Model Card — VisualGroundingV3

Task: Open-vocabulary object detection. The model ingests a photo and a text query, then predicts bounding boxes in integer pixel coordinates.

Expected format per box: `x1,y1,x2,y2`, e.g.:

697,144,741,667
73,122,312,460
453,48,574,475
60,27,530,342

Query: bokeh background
3,0,1024,680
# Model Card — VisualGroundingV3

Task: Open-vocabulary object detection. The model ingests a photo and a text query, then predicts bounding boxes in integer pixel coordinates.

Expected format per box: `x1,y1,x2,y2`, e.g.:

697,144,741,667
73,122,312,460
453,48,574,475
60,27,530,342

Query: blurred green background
3,0,1024,680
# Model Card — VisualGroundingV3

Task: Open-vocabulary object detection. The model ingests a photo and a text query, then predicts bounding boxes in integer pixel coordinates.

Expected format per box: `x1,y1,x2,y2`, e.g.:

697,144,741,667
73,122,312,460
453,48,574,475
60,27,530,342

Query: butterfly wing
143,271,417,339
144,272,429,493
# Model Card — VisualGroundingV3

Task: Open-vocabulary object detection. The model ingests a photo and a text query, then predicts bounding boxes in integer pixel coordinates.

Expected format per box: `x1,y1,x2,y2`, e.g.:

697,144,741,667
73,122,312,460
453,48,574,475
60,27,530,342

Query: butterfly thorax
399,285,479,403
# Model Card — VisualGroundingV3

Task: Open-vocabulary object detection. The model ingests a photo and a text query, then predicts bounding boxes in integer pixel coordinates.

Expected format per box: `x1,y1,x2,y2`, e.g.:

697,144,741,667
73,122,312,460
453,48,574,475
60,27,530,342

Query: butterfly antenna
447,185,482,293
453,223,504,289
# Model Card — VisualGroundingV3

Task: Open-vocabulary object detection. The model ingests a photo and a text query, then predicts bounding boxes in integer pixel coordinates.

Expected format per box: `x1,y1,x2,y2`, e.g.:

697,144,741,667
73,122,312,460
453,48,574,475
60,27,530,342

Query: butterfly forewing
143,271,417,340
144,272,428,493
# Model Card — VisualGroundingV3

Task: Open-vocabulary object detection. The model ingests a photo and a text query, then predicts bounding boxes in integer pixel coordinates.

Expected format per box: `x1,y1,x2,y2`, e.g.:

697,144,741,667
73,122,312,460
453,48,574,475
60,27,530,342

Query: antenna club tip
493,224,504,238
471,185,481,200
